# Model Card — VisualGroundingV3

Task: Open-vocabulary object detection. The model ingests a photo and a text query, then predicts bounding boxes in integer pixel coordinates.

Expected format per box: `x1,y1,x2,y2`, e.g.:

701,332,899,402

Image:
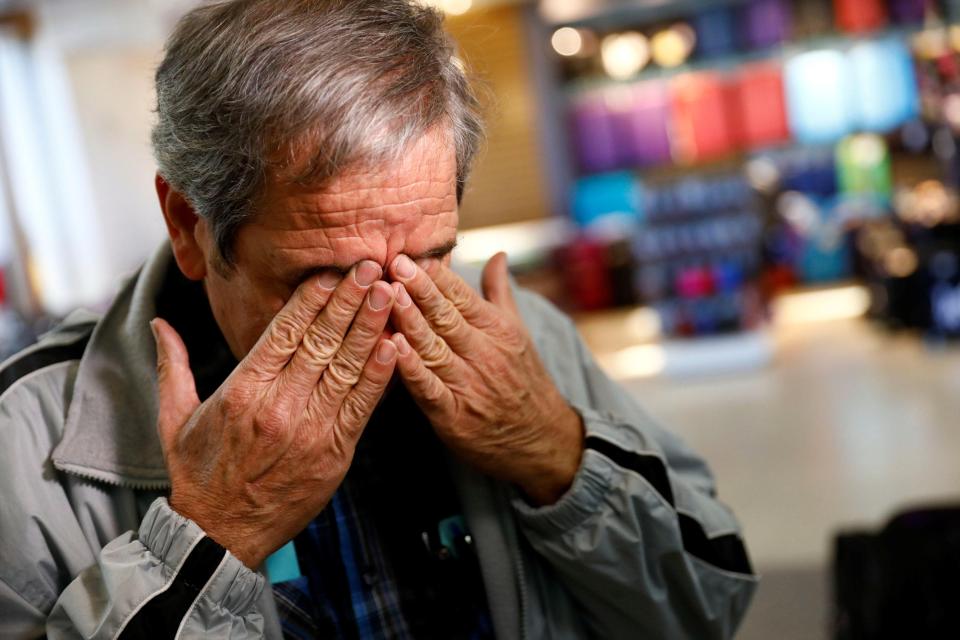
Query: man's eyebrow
412,238,458,261
291,238,459,284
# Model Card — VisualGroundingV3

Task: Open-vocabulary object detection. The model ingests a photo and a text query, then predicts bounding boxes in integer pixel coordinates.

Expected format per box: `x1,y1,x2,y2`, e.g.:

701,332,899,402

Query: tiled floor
581,316,960,639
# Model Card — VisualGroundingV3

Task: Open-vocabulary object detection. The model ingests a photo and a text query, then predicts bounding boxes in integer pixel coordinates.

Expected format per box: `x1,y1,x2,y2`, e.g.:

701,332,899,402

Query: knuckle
510,329,530,352
329,425,352,460
450,280,476,306
328,288,364,319
338,394,369,428
298,281,327,308
267,314,302,352
253,407,287,443
426,304,462,335
219,385,250,420
299,403,331,441
323,356,363,394
421,334,451,368
289,421,312,452
346,317,380,346
418,375,447,405
493,317,523,343
302,323,341,365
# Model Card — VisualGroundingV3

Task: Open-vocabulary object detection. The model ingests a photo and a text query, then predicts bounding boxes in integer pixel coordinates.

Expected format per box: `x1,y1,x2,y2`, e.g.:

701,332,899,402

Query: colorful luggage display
692,6,738,58
733,63,791,149
609,82,673,168
834,0,888,33
570,171,642,229
784,49,854,144
569,92,618,173
888,0,929,24
740,0,792,50
670,72,738,163
848,38,919,133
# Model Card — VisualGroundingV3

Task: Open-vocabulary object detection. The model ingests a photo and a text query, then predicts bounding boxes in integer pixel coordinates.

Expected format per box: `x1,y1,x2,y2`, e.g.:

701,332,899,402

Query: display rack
524,0,954,374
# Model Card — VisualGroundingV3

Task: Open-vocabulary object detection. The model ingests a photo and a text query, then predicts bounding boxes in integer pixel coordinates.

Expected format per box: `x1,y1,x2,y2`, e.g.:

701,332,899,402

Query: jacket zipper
53,459,171,491
514,537,529,640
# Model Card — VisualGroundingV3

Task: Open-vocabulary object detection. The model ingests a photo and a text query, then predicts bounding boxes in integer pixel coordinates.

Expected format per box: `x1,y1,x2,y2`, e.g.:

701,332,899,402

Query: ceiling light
601,32,650,80
551,27,583,57
651,24,695,68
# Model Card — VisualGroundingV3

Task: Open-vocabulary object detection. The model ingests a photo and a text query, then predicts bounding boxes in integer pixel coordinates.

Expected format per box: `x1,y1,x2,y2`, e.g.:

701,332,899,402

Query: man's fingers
392,333,454,415
390,281,464,376
388,255,478,351
310,280,395,417
151,318,200,455
481,252,519,317
416,258,496,327
333,339,398,447
242,270,342,380
280,261,382,398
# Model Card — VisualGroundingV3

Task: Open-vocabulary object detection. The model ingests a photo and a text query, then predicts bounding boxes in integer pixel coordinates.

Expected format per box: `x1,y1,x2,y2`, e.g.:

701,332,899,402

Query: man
0,1,756,638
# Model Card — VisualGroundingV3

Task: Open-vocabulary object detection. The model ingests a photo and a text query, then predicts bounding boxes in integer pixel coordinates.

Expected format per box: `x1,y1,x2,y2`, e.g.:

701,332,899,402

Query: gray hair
152,0,485,266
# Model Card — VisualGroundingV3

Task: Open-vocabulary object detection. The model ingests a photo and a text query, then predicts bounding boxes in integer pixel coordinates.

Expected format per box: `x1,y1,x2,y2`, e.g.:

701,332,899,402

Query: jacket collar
53,242,179,488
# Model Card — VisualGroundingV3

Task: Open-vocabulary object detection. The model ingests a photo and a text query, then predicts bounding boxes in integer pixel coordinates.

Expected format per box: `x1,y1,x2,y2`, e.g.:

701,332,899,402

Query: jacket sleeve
44,498,265,639
512,292,758,640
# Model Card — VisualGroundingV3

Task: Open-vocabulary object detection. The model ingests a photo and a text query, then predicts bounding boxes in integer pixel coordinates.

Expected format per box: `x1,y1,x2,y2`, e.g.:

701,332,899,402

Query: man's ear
156,173,208,281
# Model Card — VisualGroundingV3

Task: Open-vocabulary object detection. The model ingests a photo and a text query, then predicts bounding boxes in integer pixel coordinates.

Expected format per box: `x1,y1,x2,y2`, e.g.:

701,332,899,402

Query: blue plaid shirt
271,385,495,640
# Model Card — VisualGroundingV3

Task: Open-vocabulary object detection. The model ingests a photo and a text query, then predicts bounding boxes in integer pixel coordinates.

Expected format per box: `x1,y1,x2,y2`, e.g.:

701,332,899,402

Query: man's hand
386,252,584,506
151,261,397,569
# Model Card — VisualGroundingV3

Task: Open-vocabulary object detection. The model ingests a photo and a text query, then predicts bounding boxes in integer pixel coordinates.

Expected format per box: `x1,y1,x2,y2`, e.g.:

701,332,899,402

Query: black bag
833,506,960,639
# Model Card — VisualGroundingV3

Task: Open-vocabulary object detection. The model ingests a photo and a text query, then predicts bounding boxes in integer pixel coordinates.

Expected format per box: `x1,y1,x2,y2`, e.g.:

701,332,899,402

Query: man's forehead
240,129,459,278
260,129,458,232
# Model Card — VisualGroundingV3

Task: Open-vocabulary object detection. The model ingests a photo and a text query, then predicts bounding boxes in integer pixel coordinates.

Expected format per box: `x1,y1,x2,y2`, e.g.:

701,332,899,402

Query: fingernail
394,254,416,280
396,283,411,308
393,333,411,355
376,340,398,364
369,282,393,311
149,319,159,344
317,271,341,290
415,258,432,272
355,261,381,287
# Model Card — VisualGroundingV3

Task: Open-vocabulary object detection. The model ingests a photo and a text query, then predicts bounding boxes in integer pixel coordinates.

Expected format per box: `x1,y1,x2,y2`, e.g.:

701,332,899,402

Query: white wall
64,49,167,291
28,0,195,307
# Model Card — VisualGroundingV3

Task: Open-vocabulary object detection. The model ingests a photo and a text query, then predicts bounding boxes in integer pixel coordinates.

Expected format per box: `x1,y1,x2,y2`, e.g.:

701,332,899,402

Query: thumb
481,252,519,316
151,318,200,453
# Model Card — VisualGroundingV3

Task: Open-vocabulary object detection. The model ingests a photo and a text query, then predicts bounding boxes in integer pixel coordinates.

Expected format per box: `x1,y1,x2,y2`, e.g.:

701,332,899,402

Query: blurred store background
2,0,960,637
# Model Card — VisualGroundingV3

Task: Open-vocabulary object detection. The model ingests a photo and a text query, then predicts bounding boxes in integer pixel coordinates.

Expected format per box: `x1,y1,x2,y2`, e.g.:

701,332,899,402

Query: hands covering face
152,253,583,569
386,253,583,506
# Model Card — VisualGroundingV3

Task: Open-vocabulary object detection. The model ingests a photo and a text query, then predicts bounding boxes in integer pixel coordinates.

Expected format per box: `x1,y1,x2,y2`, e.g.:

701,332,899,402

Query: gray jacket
0,244,756,639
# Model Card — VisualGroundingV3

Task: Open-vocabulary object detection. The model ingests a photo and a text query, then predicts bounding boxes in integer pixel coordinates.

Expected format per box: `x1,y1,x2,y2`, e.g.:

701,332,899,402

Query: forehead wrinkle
264,212,452,270
257,125,457,229
295,168,454,222
264,228,336,257
319,196,452,226
259,192,455,234
321,176,453,199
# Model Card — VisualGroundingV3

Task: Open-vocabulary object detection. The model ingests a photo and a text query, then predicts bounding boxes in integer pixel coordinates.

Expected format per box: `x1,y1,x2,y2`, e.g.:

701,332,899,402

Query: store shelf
563,25,923,96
